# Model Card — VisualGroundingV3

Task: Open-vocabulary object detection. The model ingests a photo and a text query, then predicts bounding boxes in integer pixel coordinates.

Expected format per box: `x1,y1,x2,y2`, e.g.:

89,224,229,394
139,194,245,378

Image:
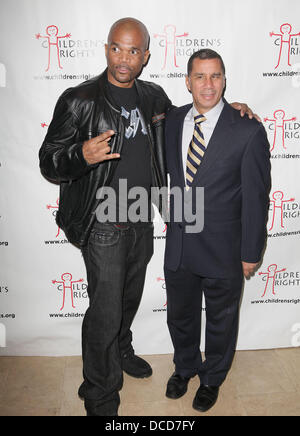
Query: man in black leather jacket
39,41,170,247
40,17,172,417
39,18,255,416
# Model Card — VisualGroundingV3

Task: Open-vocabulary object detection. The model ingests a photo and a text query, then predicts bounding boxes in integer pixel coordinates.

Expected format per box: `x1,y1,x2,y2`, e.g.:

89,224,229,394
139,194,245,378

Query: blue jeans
78,222,153,414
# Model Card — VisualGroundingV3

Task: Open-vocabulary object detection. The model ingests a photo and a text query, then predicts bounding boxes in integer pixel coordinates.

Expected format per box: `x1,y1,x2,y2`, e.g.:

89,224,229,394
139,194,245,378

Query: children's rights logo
35,24,104,72
52,273,86,311
268,190,296,232
264,109,298,152
151,24,221,76
269,23,300,69
258,264,300,299
153,25,189,70
36,25,71,71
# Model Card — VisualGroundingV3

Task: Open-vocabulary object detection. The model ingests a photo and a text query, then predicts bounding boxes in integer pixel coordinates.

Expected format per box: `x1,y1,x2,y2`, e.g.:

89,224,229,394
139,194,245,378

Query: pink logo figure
259,264,286,298
46,198,60,238
156,277,167,306
52,273,83,311
154,25,188,70
269,191,295,231
269,23,300,69
264,110,297,152
41,122,49,128
35,25,71,72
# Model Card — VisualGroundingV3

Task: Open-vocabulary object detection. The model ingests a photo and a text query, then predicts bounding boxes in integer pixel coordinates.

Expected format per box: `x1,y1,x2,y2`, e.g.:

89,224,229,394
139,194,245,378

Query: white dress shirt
182,99,224,185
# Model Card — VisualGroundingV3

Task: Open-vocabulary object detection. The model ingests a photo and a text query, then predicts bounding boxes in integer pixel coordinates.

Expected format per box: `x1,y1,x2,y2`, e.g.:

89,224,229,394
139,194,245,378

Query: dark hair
187,49,226,76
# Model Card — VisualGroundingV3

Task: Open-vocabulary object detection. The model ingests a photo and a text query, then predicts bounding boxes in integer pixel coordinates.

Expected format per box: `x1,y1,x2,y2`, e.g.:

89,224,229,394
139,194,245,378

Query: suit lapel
192,100,236,184
173,104,192,187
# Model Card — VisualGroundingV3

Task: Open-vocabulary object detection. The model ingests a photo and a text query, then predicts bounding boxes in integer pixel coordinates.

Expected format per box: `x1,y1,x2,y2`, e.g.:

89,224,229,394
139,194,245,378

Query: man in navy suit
164,49,271,412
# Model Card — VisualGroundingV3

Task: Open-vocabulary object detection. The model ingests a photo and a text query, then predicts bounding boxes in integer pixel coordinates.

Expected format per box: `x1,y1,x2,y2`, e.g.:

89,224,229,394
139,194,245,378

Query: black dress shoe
193,385,219,412
121,351,153,378
166,372,190,399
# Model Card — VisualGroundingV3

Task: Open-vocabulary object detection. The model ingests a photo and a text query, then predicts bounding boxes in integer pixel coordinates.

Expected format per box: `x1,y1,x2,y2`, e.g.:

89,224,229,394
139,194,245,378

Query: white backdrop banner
0,0,300,356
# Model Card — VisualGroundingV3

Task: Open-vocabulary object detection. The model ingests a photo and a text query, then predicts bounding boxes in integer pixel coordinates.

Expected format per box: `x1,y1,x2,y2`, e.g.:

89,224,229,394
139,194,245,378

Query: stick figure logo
52,273,84,311
264,110,297,152
269,191,295,231
258,264,286,298
35,25,71,72
269,23,300,69
154,25,189,70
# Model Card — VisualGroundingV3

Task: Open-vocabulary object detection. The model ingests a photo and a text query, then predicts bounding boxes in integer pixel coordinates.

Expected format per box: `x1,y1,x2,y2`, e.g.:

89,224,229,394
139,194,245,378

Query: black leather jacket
39,70,172,247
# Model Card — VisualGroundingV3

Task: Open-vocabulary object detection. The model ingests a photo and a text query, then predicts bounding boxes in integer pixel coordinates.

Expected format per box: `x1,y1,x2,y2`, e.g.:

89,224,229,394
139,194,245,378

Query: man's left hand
230,102,261,123
242,261,259,279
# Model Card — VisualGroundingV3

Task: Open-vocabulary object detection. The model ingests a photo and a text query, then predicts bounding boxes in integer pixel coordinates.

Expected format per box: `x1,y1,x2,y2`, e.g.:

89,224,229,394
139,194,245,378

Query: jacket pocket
90,228,120,247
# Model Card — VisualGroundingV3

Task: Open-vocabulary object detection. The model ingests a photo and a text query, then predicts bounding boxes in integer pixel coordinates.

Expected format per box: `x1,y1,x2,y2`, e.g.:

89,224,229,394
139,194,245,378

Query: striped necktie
186,114,207,189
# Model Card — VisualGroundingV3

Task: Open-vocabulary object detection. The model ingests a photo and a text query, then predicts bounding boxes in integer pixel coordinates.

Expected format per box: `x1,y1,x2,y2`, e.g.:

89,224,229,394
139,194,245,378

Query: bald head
108,18,150,51
105,17,151,88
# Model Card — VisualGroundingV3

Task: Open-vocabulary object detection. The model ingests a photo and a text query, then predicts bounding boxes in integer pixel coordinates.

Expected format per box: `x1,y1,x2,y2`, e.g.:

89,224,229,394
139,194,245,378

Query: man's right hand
82,130,120,165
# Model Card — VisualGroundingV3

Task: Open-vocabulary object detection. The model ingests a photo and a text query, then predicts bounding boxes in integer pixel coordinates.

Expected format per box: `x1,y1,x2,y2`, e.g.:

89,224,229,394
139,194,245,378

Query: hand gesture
82,130,120,165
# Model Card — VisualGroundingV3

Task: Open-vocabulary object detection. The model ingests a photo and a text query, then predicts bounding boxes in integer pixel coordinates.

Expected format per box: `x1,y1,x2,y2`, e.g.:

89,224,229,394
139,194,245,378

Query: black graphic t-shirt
104,82,152,223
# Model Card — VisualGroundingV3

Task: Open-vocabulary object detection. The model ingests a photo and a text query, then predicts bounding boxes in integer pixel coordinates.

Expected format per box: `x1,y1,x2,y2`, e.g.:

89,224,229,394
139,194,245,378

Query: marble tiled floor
0,348,299,416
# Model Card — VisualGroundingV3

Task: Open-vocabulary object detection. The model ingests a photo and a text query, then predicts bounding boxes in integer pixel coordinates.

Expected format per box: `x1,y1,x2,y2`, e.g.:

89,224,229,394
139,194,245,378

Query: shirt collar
192,98,224,123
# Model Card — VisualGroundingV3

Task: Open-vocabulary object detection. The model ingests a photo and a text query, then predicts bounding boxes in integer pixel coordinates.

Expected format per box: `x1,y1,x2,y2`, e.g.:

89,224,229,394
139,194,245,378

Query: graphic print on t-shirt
104,82,152,223
121,106,147,139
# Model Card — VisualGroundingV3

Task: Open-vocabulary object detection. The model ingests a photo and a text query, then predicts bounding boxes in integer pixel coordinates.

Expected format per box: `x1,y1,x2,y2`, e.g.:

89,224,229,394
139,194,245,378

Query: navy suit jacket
164,99,271,279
